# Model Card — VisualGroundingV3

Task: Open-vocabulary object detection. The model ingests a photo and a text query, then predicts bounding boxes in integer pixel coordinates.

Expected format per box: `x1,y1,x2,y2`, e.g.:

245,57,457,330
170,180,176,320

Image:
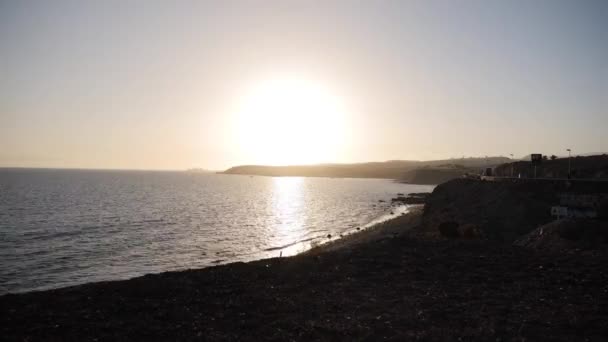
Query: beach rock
404,197,426,204
438,221,459,238
391,192,430,205
408,192,431,198
458,224,482,238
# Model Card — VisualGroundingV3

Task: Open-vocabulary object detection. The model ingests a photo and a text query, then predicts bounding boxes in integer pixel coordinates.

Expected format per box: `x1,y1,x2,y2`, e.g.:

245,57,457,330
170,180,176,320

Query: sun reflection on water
269,177,308,256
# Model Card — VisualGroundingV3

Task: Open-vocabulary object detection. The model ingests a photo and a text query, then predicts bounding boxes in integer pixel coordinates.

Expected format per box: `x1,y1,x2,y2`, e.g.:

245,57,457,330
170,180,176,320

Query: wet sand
2,208,608,341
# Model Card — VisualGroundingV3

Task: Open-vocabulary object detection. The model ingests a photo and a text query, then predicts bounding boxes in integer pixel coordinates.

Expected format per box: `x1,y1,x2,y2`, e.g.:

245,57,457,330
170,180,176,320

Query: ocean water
0,169,434,294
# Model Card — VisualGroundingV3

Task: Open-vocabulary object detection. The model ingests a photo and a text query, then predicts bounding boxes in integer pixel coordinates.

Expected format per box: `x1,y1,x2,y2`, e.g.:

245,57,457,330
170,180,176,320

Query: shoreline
303,205,424,256
2,188,608,341
1,204,424,296
3,223,607,341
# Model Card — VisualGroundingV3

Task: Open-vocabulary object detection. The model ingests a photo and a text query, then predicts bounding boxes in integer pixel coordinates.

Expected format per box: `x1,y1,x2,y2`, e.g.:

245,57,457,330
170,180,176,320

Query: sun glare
234,78,347,165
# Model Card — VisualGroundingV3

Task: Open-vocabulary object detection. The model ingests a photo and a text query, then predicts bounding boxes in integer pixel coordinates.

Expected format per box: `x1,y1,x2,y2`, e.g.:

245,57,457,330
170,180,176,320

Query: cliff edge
415,178,608,243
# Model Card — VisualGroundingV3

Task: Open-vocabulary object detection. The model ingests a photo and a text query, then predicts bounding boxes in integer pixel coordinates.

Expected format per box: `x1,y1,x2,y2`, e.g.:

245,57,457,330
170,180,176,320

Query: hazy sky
1,0,607,170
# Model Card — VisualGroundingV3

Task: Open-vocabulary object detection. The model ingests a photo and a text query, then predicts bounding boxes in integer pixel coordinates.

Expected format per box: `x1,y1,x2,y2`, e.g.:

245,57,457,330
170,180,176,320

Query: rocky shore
2,234,607,341
2,182,608,341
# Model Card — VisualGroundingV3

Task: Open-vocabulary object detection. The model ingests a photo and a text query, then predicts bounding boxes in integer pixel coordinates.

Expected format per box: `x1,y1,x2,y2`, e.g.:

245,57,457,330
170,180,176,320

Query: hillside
494,154,608,179
400,166,475,185
414,178,608,242
222,157,510,180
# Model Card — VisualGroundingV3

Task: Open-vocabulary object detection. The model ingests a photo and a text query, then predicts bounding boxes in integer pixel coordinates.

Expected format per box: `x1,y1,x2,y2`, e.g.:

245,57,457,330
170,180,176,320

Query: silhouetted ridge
222,157,510,180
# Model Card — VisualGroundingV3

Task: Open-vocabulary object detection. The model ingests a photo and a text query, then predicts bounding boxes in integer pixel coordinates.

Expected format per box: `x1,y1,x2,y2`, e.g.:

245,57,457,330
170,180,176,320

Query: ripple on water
0,170,434,294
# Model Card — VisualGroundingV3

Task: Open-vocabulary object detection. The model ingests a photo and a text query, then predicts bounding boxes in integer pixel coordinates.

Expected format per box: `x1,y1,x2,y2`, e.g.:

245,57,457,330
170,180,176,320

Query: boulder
458,224,482,238
438,221,460,238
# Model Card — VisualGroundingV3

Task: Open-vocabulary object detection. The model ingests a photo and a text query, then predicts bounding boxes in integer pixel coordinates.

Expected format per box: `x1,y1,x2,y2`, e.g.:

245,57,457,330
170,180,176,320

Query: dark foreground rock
515,219,608,252
2,237,608,341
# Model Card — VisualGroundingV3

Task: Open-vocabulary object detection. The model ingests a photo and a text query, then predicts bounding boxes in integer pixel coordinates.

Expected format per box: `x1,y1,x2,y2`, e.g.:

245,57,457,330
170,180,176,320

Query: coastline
2,198,608,340
303,205,424,256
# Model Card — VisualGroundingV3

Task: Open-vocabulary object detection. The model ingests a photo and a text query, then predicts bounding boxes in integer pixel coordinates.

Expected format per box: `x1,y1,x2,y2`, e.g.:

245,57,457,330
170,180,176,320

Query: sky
1,0,607,170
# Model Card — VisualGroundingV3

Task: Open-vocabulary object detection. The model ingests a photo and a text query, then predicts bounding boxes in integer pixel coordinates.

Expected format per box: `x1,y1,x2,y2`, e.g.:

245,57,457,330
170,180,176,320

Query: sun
233,78,347,166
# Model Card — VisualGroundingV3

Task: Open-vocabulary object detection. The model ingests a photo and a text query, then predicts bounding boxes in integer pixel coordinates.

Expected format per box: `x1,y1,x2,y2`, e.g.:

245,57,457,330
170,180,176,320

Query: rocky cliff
418,178,608,242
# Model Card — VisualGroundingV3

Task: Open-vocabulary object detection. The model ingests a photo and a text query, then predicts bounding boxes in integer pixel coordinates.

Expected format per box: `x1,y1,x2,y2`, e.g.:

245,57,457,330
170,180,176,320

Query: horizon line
2,153,604,173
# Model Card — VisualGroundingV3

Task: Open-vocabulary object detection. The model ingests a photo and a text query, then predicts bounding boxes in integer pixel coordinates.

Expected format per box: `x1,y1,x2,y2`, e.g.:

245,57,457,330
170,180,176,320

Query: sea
0,169,434,294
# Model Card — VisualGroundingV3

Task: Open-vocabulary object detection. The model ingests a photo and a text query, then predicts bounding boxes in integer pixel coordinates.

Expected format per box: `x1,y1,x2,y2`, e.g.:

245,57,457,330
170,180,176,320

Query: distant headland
221,157,511,182
222,155,608,184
